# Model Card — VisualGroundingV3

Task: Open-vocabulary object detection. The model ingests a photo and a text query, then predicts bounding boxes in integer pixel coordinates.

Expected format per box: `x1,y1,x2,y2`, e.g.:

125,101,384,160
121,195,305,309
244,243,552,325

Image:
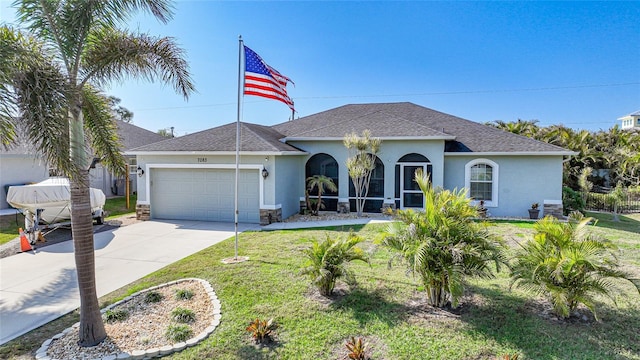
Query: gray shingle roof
116,121,167,151
274,102,570,153
273,107,451,138
128,102,571,154
130,122,302,152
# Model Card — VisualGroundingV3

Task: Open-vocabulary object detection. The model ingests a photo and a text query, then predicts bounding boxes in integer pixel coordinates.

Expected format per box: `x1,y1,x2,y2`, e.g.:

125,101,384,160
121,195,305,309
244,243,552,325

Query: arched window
305,153,339,211
465,159,499,207
348,155,384,213
395,153,431,209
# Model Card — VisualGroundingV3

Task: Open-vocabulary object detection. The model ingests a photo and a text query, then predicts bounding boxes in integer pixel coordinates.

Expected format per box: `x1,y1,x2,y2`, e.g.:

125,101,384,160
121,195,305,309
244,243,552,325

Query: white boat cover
6,178,106,224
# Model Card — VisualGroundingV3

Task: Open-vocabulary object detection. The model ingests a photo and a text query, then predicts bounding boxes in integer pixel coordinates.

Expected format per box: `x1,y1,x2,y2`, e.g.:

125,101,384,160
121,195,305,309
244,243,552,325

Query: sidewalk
262,217,391,230
0,220,259,345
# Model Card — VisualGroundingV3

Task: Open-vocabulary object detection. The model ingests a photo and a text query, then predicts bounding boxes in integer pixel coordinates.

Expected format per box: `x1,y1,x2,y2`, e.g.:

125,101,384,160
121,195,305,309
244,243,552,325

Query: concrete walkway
261,217,391,230
0,220,259,345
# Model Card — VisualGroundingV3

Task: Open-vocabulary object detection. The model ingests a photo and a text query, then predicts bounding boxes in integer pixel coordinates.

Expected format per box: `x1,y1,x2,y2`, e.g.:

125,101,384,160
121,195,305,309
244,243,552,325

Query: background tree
0,0,194,346
306,175,337,216
157,127,175,138
607,182,626,222
107,96,133,123
344,130,381,216
488,120,640,190
382,169,506,308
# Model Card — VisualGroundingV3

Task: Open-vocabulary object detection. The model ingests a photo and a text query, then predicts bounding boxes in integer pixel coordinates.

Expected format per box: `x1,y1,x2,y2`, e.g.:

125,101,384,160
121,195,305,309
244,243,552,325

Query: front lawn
2,220,639,359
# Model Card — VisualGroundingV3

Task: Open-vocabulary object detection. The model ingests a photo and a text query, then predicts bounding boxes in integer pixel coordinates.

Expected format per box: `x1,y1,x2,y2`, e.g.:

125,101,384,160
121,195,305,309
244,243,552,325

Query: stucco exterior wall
443,155,564,218
274,155,304,220
286,139,446,202
88,156,138,198
0,155,49,209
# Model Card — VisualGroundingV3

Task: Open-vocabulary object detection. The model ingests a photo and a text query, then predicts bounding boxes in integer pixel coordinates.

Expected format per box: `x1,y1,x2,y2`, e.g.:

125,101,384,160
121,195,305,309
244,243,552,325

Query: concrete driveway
0,220,259,345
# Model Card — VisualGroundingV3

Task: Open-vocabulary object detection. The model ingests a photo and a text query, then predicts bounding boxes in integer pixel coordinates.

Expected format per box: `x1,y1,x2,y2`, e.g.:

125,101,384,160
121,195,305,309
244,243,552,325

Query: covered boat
7,178,106,225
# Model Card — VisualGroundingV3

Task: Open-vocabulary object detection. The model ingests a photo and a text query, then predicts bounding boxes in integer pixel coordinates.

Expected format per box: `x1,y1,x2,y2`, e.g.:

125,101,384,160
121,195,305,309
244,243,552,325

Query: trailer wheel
95,214,104,225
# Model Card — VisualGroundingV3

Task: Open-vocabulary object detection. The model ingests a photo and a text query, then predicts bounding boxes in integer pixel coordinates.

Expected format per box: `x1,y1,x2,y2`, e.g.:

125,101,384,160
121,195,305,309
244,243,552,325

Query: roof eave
445,151,577,156
283,135,456,141
125,150,308,156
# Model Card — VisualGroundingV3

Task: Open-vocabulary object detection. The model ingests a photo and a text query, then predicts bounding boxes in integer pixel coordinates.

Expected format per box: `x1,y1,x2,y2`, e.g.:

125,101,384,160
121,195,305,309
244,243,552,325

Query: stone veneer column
337,198,350,214
136,204,150,221
543,200,564,219
260,208,282,225
381,200,396,214
299,197,307,214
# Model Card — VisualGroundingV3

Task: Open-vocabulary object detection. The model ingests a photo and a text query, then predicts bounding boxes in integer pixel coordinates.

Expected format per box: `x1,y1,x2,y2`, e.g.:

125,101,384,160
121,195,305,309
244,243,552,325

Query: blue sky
1,1,639,136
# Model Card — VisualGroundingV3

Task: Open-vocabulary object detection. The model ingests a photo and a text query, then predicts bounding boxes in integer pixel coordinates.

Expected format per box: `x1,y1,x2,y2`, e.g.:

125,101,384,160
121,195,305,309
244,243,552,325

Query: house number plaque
197,157,208,163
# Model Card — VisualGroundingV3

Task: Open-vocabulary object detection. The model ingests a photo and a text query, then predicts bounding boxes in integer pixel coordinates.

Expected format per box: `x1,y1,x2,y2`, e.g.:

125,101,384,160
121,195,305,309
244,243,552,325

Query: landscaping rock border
35,278,221,360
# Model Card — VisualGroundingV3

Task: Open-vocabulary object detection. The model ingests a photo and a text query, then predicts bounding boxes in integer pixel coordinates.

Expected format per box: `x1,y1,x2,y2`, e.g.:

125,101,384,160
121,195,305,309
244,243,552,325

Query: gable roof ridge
283,108,388,137
376,108,450,136
242,122,282,151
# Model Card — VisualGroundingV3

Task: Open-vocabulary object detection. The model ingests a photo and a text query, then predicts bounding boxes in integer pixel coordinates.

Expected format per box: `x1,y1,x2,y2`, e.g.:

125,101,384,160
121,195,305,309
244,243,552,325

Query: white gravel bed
42,278,219,360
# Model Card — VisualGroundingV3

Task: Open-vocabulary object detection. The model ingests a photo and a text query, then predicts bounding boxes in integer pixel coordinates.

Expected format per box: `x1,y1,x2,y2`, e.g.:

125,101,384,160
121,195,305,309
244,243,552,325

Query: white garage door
150,168,260,223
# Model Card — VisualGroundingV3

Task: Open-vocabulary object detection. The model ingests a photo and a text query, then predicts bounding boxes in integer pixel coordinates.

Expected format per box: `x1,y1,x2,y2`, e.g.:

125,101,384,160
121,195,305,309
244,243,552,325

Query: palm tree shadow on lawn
590,212,640,235
327,285,437,328
460,284,640,360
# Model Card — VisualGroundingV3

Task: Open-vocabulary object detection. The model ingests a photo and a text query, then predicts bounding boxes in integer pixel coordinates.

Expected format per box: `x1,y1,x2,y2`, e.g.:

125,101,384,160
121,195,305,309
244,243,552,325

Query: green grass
1,222,639,359
104,194,137,219
0,215,24,245
587,211,640,235
0,195,136,245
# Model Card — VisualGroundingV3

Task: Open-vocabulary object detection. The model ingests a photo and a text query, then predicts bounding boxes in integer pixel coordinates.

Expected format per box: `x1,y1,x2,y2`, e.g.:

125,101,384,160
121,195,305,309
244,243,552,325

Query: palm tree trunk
71,172,107,346
69,106,106,346
316,190,322,216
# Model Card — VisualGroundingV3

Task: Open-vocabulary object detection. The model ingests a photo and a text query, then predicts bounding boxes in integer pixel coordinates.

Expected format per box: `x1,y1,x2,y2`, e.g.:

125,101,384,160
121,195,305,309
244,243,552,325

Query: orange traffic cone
19,228,33,252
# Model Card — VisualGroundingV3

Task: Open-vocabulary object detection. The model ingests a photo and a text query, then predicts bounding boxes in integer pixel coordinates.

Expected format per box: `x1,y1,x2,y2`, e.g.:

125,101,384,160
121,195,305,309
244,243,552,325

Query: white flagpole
234,35,243,260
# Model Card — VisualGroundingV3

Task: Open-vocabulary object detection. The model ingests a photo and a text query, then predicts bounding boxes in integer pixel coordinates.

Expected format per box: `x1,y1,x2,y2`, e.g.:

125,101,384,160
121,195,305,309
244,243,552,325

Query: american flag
244,45,295,111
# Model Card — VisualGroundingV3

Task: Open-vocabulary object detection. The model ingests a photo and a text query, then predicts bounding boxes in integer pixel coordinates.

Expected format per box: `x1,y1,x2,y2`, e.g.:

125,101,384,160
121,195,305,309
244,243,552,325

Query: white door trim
399,162,429,210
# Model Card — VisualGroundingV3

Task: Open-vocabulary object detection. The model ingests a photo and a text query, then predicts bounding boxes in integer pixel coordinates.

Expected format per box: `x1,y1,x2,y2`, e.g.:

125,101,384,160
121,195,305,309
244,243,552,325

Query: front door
400,164,429,209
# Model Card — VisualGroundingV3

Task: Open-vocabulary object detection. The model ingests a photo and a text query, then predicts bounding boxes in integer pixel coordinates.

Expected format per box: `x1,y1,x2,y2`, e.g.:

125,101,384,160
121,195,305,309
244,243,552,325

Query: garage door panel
151,168,260,223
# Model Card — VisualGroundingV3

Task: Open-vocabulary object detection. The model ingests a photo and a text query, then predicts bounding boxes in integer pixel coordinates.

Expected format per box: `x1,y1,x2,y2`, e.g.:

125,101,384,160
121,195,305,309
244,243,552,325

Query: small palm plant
306,175,337,215
246,318,276,344
510,212,640,320
345,337,369,360
606,182,625,222
300,233,370,296
382,169,506,308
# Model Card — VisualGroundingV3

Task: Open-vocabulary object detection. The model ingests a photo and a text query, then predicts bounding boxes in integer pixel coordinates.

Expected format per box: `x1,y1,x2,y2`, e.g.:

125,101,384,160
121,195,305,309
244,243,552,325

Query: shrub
510,213,640,319
246,318,276,344
175,289,194,300
144,291,163,303
171,307,196,323
382,169,506,308
562,186,585,215
166,324,193,342
300,232,369,296
103,309,128,323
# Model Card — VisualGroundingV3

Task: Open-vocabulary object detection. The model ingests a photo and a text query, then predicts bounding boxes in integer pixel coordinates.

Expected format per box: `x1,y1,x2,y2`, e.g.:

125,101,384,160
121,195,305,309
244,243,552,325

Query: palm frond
82,28,194,99
81,85,126,176
511,213,638,319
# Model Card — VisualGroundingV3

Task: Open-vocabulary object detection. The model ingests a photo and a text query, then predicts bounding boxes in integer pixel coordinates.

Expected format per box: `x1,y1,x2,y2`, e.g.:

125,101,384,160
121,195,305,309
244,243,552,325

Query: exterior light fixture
262,168,269,179
88,157,101,170
137,166,145,177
